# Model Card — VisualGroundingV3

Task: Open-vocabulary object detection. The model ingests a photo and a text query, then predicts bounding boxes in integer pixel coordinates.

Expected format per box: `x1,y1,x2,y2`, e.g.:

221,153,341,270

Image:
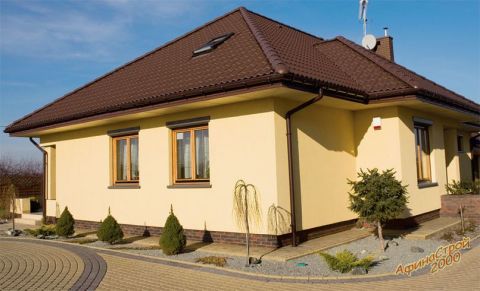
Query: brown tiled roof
5,7,479,134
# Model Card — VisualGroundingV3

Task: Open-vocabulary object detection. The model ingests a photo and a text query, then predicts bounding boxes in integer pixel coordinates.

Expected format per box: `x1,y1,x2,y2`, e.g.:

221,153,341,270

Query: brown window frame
414,124,432,183
112,134,139,184
172,125,209,184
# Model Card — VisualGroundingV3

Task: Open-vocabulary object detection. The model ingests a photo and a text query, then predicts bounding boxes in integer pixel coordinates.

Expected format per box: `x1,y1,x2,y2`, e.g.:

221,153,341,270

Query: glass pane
116,139,128,181
414,128,422,179
195,129,209,179
130,137,139,180
176,131,191,179
420,129,430,179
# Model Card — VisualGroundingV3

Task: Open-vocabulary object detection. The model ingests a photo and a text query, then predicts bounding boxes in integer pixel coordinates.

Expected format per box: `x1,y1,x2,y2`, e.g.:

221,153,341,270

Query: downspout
286,88,324,247
29,137,47,221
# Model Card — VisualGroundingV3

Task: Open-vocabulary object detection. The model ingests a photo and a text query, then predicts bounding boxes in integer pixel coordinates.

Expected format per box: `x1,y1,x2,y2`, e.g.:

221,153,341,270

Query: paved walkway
1,237,479,290
0,239,107,290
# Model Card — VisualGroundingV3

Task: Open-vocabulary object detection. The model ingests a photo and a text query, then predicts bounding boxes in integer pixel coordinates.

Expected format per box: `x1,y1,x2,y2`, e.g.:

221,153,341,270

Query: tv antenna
359,0,368,36
359,0,377,50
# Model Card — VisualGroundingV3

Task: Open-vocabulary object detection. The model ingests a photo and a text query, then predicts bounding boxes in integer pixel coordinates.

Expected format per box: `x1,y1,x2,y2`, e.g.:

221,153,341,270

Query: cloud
0,4,127,60
101,0,199,19
0,1,200,61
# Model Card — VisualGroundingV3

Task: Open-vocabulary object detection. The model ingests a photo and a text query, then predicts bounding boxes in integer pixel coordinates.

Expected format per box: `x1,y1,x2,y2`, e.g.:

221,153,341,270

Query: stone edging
4,234,479,284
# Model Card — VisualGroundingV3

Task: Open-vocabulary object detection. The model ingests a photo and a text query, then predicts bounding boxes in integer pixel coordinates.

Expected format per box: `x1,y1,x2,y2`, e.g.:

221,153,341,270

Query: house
5,7,479,247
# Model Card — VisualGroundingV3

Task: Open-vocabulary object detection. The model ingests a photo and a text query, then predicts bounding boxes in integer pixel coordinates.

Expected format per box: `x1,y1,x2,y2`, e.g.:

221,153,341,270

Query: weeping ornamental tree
348,169,408,252
267,204,291,236
233,180,261,267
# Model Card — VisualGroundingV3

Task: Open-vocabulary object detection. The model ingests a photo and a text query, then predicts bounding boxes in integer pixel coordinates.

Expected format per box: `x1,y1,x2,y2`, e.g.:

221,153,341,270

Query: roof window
192,33,234,57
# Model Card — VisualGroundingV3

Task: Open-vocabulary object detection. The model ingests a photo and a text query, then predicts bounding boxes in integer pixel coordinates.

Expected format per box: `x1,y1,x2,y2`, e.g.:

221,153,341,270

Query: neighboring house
5,7,479,247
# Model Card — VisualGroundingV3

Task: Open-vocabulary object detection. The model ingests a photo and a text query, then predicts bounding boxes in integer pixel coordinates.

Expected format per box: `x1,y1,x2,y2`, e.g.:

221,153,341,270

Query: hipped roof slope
5,7,479,134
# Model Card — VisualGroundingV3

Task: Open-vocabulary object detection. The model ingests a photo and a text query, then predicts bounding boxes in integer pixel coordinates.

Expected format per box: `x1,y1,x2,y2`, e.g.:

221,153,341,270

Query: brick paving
0,239,107,290
0,240,84,290
0,237,479,290
97,246,480,290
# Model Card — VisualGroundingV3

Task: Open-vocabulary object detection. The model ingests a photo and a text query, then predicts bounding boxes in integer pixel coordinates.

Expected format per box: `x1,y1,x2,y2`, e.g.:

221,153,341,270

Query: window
172,126,209,183
192,33,234,57
414,124,431,182
457,135,464,152
112,135,139,184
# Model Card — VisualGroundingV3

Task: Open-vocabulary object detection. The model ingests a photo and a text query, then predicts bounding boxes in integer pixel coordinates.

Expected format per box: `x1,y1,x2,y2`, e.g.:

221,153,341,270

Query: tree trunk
459,205,465,234
377,221,384,252
245,193,250,267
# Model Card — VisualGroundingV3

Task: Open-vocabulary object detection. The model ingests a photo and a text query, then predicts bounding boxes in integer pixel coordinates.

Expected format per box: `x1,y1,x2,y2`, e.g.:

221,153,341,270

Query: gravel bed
82,234,451,277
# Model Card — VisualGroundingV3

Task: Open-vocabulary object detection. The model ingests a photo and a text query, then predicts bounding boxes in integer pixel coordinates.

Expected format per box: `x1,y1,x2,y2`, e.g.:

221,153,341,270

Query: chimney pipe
374,34,395,62
383,27,388,37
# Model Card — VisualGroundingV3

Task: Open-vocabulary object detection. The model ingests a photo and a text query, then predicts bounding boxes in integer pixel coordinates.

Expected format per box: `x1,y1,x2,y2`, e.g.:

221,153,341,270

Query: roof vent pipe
285,88,324,247
383,27,389,37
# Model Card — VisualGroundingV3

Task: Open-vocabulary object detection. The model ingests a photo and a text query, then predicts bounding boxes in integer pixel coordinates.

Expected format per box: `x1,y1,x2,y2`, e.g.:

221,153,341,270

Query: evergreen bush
348,168,408,251
97,214,124,244
160,206,186,255
56,207,75,237
319,250,374,273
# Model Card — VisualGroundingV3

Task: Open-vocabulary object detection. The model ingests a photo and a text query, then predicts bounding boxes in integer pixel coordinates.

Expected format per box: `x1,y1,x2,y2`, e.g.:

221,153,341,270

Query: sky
1,0,479,161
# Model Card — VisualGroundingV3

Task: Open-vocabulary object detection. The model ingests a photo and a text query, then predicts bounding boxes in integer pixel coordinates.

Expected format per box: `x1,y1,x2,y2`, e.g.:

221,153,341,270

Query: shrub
348,168,408,251
56,207,75,237
25,224,57,236
445,180,480,195
97,215,124,244
319,250,374,273
465,220,477,233
195,256,228,267
440,231,454,242
160,206,186,255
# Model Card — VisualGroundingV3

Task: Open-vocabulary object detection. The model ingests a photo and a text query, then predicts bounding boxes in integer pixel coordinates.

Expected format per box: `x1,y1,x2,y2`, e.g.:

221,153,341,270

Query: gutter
286,88,324,247
29,137,47,220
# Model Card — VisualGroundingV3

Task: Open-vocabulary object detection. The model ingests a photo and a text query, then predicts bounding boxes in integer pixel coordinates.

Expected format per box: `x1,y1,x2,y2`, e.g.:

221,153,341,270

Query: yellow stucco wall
274,100,357,231
41,98,279,234
397,107,473,215
40,93,475,235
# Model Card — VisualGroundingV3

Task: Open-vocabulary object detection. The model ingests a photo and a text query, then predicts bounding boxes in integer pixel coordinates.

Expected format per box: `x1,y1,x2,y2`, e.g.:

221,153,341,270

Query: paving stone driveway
1,238,479,290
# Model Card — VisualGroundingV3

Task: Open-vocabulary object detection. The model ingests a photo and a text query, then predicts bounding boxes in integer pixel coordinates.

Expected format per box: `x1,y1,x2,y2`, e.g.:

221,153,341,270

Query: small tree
160,205,186,255
56,207,75,237
97,209,124,244
233,180,261,266
348,169,408,252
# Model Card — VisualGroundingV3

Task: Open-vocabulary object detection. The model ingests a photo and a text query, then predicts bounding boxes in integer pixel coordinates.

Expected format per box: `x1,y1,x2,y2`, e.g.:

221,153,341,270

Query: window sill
167,183,212,189
108,184,141,189
418,182,438,189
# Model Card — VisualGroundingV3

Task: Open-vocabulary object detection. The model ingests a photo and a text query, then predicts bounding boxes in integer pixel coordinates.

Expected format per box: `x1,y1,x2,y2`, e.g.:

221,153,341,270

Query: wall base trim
45,210,441,247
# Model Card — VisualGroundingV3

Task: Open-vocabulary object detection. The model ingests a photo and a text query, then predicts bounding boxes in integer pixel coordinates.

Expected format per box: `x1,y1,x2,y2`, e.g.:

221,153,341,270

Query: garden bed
78,227,477,277
5,221,478,278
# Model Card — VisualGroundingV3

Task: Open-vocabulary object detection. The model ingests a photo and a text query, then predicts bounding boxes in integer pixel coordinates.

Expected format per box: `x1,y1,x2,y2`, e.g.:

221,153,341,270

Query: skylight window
192,33,234,57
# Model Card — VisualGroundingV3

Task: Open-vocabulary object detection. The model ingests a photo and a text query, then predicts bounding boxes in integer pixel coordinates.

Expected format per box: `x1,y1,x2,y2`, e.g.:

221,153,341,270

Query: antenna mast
359,0,368,36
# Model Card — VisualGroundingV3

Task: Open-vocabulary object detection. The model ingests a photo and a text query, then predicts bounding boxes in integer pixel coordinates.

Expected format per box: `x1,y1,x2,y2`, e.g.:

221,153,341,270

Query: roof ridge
314,41,370,95
336,36,479,107
239,7,288,74
243,8,324,43
6,6,245,130
335,36,413,92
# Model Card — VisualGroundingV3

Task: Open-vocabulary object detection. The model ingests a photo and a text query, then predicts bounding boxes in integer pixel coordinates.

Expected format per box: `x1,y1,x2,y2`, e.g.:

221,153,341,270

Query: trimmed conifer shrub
56,207,75,237
97,214,124,244
160,206,186,255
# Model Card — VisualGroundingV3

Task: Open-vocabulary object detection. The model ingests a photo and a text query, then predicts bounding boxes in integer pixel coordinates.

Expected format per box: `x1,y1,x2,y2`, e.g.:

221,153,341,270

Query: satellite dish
362,34,377,50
